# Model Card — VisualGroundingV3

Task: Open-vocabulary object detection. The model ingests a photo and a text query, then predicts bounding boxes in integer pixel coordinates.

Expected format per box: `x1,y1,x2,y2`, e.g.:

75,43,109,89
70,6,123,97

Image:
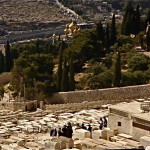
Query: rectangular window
118,122,121,126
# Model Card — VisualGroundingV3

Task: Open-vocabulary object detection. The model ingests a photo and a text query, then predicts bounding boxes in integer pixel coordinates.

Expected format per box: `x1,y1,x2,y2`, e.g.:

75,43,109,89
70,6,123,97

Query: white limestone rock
140,136,150,148
92,130,102,139
74,129,90,139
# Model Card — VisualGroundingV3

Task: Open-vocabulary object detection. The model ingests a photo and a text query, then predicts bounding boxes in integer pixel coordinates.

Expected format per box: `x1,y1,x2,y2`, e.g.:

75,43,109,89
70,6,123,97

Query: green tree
69,57,75,91
110,14,117,45
35,39,40,53
68,29,104,63
134,4,141,35
56,41,65,91
105,24,110,50
11,53,54,98
96,21,105,43
5,40,12,72
61,59,69,92
0,51,5,73
121,1,135,35
128,53,150,71
113,51,121,87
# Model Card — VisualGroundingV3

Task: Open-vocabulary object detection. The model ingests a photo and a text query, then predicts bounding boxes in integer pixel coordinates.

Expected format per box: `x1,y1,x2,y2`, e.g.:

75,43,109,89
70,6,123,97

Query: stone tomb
74,129,90,139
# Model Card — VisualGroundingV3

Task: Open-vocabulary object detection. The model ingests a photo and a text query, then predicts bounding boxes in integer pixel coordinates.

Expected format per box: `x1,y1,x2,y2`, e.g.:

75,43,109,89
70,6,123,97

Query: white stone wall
108,113,133,136
54,84,150,103
132,127,150,141
46,99,131,112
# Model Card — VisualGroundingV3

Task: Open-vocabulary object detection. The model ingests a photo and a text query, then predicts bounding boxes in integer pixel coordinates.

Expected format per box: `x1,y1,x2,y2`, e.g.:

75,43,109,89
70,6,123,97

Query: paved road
0,27,64,44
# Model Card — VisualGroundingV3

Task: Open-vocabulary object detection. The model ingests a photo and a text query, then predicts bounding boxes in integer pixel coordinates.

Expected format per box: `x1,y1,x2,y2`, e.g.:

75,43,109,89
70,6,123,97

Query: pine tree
110,14,117,45
61,59,69,92
0,51,5,74
69,57,75,91
5,40,12,72
113,51,121,87
56,41,65,91
96,21,105,44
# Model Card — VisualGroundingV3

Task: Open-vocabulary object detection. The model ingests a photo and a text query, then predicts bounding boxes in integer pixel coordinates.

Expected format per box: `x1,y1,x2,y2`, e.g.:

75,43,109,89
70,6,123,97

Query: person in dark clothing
62,125,67,137
103,116,108,127
58,128,62,137
81,123,87,130
53,128,57,136
75,123,81,130
50,128,57,136
87,124,92,138
50,128,54,136
87,124,92,132
66,122,73,138
98,118,103,130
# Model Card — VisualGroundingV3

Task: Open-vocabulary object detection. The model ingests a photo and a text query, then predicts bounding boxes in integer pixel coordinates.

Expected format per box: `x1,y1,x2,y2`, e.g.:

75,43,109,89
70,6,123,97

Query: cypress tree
56,41,65,91
69,57,75,91
61,59,69,92
0,51,5,74
5,40,12,72
113,51,121,87
123,13,132,35
105,23,110,50
121,1,134,35
110,14,117,45
134,4,141,35
96,21,105,44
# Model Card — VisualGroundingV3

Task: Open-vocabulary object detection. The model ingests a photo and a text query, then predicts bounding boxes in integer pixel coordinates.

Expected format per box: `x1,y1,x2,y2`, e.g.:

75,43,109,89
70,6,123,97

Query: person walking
81,123,87,130
98,118,103,130
87,124,92,138
103,116,108,128
66,122,73,138
58,128,62,137
62,125,67,137
75,123,81,130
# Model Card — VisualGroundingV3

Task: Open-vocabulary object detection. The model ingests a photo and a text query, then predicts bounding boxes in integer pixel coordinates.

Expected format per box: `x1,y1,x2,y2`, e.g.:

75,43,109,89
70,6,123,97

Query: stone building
108,101,150,141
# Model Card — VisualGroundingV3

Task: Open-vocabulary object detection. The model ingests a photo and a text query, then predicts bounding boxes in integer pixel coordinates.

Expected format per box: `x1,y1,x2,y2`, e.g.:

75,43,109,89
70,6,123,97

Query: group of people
50,116,108,139
98,116,108,130
50,122,73,138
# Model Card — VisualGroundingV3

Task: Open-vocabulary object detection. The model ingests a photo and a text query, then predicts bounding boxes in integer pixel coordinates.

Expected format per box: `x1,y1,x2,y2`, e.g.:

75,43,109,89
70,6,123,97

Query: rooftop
109,101,142,114
132,113,150,122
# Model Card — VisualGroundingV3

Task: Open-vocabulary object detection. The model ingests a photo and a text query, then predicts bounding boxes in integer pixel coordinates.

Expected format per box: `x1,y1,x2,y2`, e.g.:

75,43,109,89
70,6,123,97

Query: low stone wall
45,99,131,112
0,102,14,111
0,100,37,111
49,84,150,104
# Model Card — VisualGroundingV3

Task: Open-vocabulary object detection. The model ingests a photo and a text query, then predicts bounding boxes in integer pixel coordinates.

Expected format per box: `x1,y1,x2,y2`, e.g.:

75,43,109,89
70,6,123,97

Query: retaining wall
0,100,37,111
45,99,131,112
50,84,150,104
